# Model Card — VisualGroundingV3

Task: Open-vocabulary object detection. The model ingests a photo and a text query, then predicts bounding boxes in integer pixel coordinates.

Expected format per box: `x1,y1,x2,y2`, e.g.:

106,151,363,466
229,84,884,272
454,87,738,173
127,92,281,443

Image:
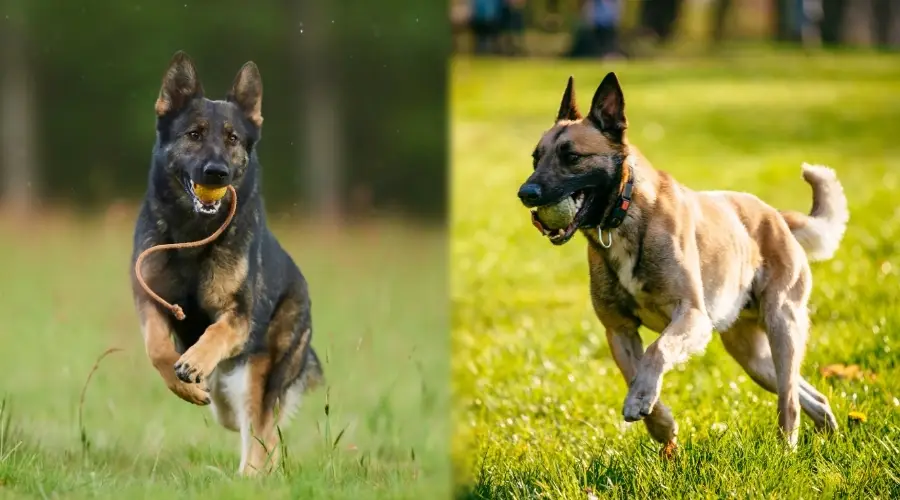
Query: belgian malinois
130,51,323,475
517,72,847,452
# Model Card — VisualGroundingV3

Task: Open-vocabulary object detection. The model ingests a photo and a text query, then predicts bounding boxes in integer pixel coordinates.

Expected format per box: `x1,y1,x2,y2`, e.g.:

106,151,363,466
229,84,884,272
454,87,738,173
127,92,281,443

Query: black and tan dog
518,73,847,452
130,51,323,475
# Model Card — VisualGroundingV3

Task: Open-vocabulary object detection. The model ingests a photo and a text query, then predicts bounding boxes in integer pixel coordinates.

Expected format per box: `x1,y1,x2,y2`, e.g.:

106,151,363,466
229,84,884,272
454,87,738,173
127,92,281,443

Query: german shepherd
130,51,323,475
517,73,847,452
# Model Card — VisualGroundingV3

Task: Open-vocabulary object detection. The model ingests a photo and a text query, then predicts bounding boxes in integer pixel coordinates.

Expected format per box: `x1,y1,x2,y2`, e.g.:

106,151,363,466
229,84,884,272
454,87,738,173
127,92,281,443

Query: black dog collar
600,155,636,230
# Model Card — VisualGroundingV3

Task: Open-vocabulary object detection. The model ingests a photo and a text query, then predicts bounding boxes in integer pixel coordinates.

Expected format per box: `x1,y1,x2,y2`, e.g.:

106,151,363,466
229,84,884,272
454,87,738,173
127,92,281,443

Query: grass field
451,52,900,499
0,215,449,499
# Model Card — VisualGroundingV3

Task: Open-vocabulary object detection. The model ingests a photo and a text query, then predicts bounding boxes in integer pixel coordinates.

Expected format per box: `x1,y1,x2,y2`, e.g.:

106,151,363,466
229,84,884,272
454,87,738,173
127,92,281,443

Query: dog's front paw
623,376,662,422
660,439,678,460
174,348,216,384
168,379,211,406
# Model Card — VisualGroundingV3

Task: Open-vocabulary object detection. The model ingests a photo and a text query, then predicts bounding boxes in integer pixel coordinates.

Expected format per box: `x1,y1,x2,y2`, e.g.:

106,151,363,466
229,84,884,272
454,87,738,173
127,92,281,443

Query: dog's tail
780,163,849,262
299,346,325,392
273,345,325,428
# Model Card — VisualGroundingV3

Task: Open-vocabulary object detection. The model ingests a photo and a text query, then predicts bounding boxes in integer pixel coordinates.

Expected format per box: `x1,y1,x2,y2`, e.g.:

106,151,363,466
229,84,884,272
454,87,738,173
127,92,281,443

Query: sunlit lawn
0,214,449,500
451,52,900,498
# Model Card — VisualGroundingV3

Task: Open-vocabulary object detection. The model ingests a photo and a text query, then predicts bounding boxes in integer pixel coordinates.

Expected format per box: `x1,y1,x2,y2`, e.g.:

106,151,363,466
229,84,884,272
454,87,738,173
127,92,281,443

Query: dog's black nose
518,183,542,205
201,163,230,184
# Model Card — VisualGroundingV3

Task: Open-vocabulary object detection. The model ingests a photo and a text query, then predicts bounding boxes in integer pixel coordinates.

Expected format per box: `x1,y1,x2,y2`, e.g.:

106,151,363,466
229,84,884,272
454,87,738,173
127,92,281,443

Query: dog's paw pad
623,386,660,422
623,400,649,422
174,360,203,384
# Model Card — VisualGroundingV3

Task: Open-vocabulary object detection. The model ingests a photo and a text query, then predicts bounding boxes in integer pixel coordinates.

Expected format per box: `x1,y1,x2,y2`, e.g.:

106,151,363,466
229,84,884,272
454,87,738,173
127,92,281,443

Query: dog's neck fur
596,153,636,231
582,146,658,253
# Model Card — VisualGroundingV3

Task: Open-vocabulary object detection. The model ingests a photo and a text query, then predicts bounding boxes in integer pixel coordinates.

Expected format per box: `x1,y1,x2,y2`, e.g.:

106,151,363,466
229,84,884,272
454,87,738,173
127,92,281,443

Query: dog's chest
603,236,673,332
160,258,241,349
158,247,245,309
604,236,643,297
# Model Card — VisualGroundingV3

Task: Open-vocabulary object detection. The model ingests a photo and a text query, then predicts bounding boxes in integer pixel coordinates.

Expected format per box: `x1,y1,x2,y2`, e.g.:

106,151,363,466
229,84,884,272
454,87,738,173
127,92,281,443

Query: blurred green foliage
5,0,448,219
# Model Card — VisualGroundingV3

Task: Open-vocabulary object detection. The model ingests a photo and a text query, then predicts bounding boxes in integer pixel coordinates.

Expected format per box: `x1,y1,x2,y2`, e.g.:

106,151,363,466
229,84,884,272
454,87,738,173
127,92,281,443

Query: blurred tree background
0,0,448,222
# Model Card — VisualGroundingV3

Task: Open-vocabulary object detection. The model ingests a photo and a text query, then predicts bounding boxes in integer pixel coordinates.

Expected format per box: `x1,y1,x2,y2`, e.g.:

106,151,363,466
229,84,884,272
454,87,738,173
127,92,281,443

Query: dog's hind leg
206,366,240,432
721,320,837,432
237,285,320,476
239,355,280,476
760,267,813,449
601,314,677,446
207,356,278,476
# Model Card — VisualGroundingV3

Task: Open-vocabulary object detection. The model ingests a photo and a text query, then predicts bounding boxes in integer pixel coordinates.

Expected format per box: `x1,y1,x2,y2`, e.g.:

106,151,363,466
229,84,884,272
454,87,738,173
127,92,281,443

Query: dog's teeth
542,228,550,236
557,228,565,236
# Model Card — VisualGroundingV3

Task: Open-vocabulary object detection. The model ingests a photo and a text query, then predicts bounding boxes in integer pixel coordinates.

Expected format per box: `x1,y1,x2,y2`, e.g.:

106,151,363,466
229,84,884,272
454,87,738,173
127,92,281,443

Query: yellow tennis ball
193,184,228,203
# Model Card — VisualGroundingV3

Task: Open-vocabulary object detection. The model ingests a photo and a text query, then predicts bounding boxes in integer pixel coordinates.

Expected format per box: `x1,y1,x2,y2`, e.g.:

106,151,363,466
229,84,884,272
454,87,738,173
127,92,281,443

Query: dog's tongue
531,211,546,232
532,210,564,236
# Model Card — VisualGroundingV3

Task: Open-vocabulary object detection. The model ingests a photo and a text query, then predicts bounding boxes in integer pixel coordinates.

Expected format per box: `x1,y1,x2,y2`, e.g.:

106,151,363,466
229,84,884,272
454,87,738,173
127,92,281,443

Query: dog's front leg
623,305,712,422
606,327,678,447
174,312,250,384
137,300,211,405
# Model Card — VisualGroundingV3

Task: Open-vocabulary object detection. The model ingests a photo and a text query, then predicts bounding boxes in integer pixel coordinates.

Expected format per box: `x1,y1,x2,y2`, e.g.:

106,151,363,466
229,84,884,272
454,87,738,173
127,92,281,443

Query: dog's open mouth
184,176,228,215
530,189,595,245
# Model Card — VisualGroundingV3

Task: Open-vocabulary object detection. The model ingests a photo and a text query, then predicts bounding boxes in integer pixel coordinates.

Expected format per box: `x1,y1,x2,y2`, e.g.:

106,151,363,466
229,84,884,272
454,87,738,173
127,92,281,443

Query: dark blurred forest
0,0,449,222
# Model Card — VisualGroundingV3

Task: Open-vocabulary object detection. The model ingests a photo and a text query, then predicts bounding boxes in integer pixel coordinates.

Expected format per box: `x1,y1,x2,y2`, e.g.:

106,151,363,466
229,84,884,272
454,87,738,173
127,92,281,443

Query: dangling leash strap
133,185,238,321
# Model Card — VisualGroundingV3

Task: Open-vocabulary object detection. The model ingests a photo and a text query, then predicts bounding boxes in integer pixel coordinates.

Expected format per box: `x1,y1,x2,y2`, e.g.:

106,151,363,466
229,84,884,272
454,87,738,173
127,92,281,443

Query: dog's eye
565,152,580,164
227,133,240,144
187,131,202,141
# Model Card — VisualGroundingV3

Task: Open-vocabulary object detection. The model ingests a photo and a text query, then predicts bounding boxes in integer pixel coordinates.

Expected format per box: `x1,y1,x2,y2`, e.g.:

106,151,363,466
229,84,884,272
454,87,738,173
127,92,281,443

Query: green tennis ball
536,198,576,229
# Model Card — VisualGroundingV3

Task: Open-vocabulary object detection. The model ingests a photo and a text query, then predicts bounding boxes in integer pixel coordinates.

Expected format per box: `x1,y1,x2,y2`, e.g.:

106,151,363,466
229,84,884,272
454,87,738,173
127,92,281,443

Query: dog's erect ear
227,62,264,127
588,72,626,136
556,76,582,122
155,51,203,117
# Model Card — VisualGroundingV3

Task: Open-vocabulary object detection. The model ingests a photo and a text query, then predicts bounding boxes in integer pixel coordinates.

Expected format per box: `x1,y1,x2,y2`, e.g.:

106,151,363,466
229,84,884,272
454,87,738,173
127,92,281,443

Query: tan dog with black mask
517,72,847,453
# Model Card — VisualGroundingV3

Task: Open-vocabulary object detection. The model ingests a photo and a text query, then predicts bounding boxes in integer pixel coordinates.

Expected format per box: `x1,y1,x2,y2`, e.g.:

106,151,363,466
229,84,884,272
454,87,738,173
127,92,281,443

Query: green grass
0,215,449,499
451,52,900,499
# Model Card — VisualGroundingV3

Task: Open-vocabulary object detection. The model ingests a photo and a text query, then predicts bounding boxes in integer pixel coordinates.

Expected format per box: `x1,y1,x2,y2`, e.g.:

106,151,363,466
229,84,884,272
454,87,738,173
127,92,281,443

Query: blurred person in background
637,0,684,45
711,0,733,45
567,0,625,58
471,0,505,54
819,0,845,45
451,0,472,53
501,0,527,56
873,0,900,49
798,0,824,47
772,0,821,44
